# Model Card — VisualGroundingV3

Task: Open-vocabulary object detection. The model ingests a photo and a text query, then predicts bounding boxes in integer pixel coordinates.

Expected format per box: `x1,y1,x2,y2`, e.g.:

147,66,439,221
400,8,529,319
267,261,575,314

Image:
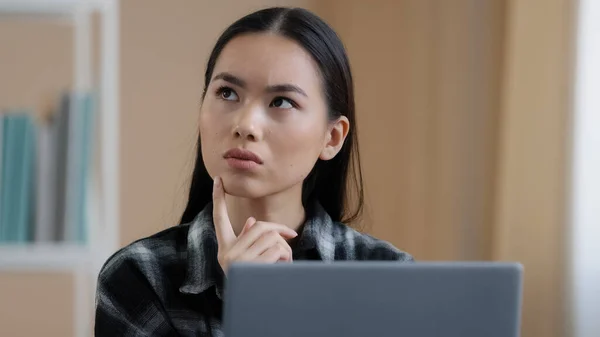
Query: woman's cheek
275,129,322,174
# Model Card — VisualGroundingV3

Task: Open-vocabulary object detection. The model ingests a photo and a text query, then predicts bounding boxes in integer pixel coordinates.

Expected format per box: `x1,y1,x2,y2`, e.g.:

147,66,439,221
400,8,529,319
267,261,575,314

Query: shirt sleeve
94,255,179,337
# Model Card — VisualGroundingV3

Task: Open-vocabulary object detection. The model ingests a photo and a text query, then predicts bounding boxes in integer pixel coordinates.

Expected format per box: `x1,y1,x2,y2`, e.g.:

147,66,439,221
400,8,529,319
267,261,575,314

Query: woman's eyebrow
213,72,307,97
265,84,308,97
213,72,247,88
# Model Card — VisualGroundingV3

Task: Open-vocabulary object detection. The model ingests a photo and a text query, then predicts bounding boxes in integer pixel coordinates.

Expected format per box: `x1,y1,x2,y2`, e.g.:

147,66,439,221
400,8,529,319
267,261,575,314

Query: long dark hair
179,7,364,225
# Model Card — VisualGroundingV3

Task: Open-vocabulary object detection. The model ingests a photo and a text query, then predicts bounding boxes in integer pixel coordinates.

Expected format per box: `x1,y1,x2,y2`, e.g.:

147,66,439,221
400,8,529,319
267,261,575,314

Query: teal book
0,114,10,242
63,92,95,244
0,113,4,239
0,113,35,243
0,115,19,242
77,93,95,244
70,93,95,244
17,113,36,242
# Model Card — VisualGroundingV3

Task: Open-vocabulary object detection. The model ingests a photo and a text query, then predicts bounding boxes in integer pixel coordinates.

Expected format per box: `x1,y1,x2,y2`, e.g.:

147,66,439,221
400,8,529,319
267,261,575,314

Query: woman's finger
255,243,291,263
212,177,236,249
229,221,296,257
243,231,289,259
239,217,256,237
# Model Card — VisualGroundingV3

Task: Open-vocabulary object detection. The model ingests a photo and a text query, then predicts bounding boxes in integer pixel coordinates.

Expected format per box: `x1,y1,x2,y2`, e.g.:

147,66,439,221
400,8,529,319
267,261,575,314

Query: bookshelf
0,244,90,271
0,0,120,336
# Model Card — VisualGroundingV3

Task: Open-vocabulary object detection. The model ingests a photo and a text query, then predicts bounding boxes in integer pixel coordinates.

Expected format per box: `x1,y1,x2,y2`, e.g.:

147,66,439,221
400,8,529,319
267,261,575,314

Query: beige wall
0,19,73,116
493,0,575,336
320,0,506,261
0,1,574,336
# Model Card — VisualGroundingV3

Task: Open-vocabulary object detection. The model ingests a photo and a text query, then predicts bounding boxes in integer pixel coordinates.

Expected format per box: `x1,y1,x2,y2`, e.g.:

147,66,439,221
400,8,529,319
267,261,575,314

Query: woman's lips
225,157,260,170
223,148,263,170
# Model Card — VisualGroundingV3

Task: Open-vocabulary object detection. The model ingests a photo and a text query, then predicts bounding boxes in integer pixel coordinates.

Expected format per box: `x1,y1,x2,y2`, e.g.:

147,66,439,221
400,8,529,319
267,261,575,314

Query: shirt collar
179,204,222,296
294,202,336,261
179,201,336,297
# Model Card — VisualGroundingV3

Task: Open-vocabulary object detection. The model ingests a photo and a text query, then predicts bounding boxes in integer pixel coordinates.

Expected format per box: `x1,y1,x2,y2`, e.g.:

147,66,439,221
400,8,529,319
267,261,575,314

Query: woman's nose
233,104,263,141
234,125,257,141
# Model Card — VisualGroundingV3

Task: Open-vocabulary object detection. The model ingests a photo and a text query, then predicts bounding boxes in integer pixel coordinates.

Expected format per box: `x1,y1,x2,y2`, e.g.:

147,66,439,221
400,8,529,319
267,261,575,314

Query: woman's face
199,33,347,199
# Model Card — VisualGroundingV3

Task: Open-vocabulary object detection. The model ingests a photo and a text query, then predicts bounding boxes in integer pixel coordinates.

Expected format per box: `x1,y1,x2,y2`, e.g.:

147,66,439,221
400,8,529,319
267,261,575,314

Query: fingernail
214,176,220,187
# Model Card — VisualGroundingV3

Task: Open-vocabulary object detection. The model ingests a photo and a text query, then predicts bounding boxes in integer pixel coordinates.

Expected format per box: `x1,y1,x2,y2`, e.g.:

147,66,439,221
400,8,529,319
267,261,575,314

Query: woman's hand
212,176,298,274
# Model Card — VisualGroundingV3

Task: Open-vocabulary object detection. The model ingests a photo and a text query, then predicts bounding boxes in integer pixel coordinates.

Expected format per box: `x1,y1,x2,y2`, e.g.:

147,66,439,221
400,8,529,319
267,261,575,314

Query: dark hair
179,7,364,225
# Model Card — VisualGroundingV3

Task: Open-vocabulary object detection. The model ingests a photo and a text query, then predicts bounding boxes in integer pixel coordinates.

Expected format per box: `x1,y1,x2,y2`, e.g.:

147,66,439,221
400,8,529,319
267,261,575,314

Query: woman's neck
224,185,306,236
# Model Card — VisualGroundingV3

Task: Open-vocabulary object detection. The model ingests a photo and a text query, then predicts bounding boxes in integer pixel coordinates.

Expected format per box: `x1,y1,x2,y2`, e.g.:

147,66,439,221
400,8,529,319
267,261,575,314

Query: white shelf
0,243,92,271
0,0,107,15
0,1,119,335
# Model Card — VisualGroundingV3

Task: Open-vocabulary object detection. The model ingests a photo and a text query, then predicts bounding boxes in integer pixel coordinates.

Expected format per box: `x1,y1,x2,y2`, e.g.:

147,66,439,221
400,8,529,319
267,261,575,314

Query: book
60,92,95,244
18,113,36,242
54,95,70,242
0,113,36,243
0,113,4,236
35,114,58,242
0,114,9,242
0,114,18,242
0,91,96,245
76,93,95,243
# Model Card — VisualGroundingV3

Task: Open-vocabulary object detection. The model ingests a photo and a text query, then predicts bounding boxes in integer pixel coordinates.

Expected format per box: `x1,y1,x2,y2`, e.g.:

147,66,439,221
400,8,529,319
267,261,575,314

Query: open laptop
223,262,523,337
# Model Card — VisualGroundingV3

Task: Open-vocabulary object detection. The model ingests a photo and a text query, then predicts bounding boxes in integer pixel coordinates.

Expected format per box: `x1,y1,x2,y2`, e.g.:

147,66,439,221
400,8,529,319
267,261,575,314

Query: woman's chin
221,176,266,199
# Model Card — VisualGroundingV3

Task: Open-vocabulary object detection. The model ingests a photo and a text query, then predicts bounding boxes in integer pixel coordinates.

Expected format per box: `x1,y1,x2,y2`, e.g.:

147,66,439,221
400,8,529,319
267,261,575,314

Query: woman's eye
270,97,295,109
217,87,239,101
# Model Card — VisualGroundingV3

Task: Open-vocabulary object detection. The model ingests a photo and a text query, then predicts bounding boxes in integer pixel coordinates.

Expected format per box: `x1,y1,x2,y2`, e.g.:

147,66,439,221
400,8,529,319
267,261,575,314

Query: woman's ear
320,116,350,160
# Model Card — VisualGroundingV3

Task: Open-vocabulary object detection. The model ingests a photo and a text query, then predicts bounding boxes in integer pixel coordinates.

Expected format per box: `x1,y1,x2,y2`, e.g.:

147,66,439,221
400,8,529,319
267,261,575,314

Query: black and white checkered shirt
94,202,413,336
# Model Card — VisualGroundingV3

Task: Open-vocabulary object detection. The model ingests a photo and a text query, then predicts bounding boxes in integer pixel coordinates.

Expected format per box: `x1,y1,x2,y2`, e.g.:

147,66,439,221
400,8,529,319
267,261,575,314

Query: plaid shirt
94,203,413,336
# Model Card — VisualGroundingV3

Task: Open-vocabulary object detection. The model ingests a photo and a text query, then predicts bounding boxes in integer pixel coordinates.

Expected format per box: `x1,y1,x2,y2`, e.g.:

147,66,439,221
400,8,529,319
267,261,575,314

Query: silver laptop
223,262,523,337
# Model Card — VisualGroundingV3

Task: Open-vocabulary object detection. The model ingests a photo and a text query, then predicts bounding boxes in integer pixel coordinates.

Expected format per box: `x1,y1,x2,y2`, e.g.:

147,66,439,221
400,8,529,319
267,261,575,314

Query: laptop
223,262,523,337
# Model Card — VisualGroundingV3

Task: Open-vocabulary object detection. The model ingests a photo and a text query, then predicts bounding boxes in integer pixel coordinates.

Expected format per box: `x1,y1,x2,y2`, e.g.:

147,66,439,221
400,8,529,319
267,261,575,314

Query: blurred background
0,0,598,336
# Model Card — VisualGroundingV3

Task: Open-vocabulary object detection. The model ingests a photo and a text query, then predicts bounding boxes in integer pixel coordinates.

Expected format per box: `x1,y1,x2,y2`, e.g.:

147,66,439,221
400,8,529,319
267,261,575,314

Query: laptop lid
223,262,523,337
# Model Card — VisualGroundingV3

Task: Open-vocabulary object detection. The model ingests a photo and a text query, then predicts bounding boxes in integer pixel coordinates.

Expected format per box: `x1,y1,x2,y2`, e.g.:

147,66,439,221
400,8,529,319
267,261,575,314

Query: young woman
95,6,412,336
